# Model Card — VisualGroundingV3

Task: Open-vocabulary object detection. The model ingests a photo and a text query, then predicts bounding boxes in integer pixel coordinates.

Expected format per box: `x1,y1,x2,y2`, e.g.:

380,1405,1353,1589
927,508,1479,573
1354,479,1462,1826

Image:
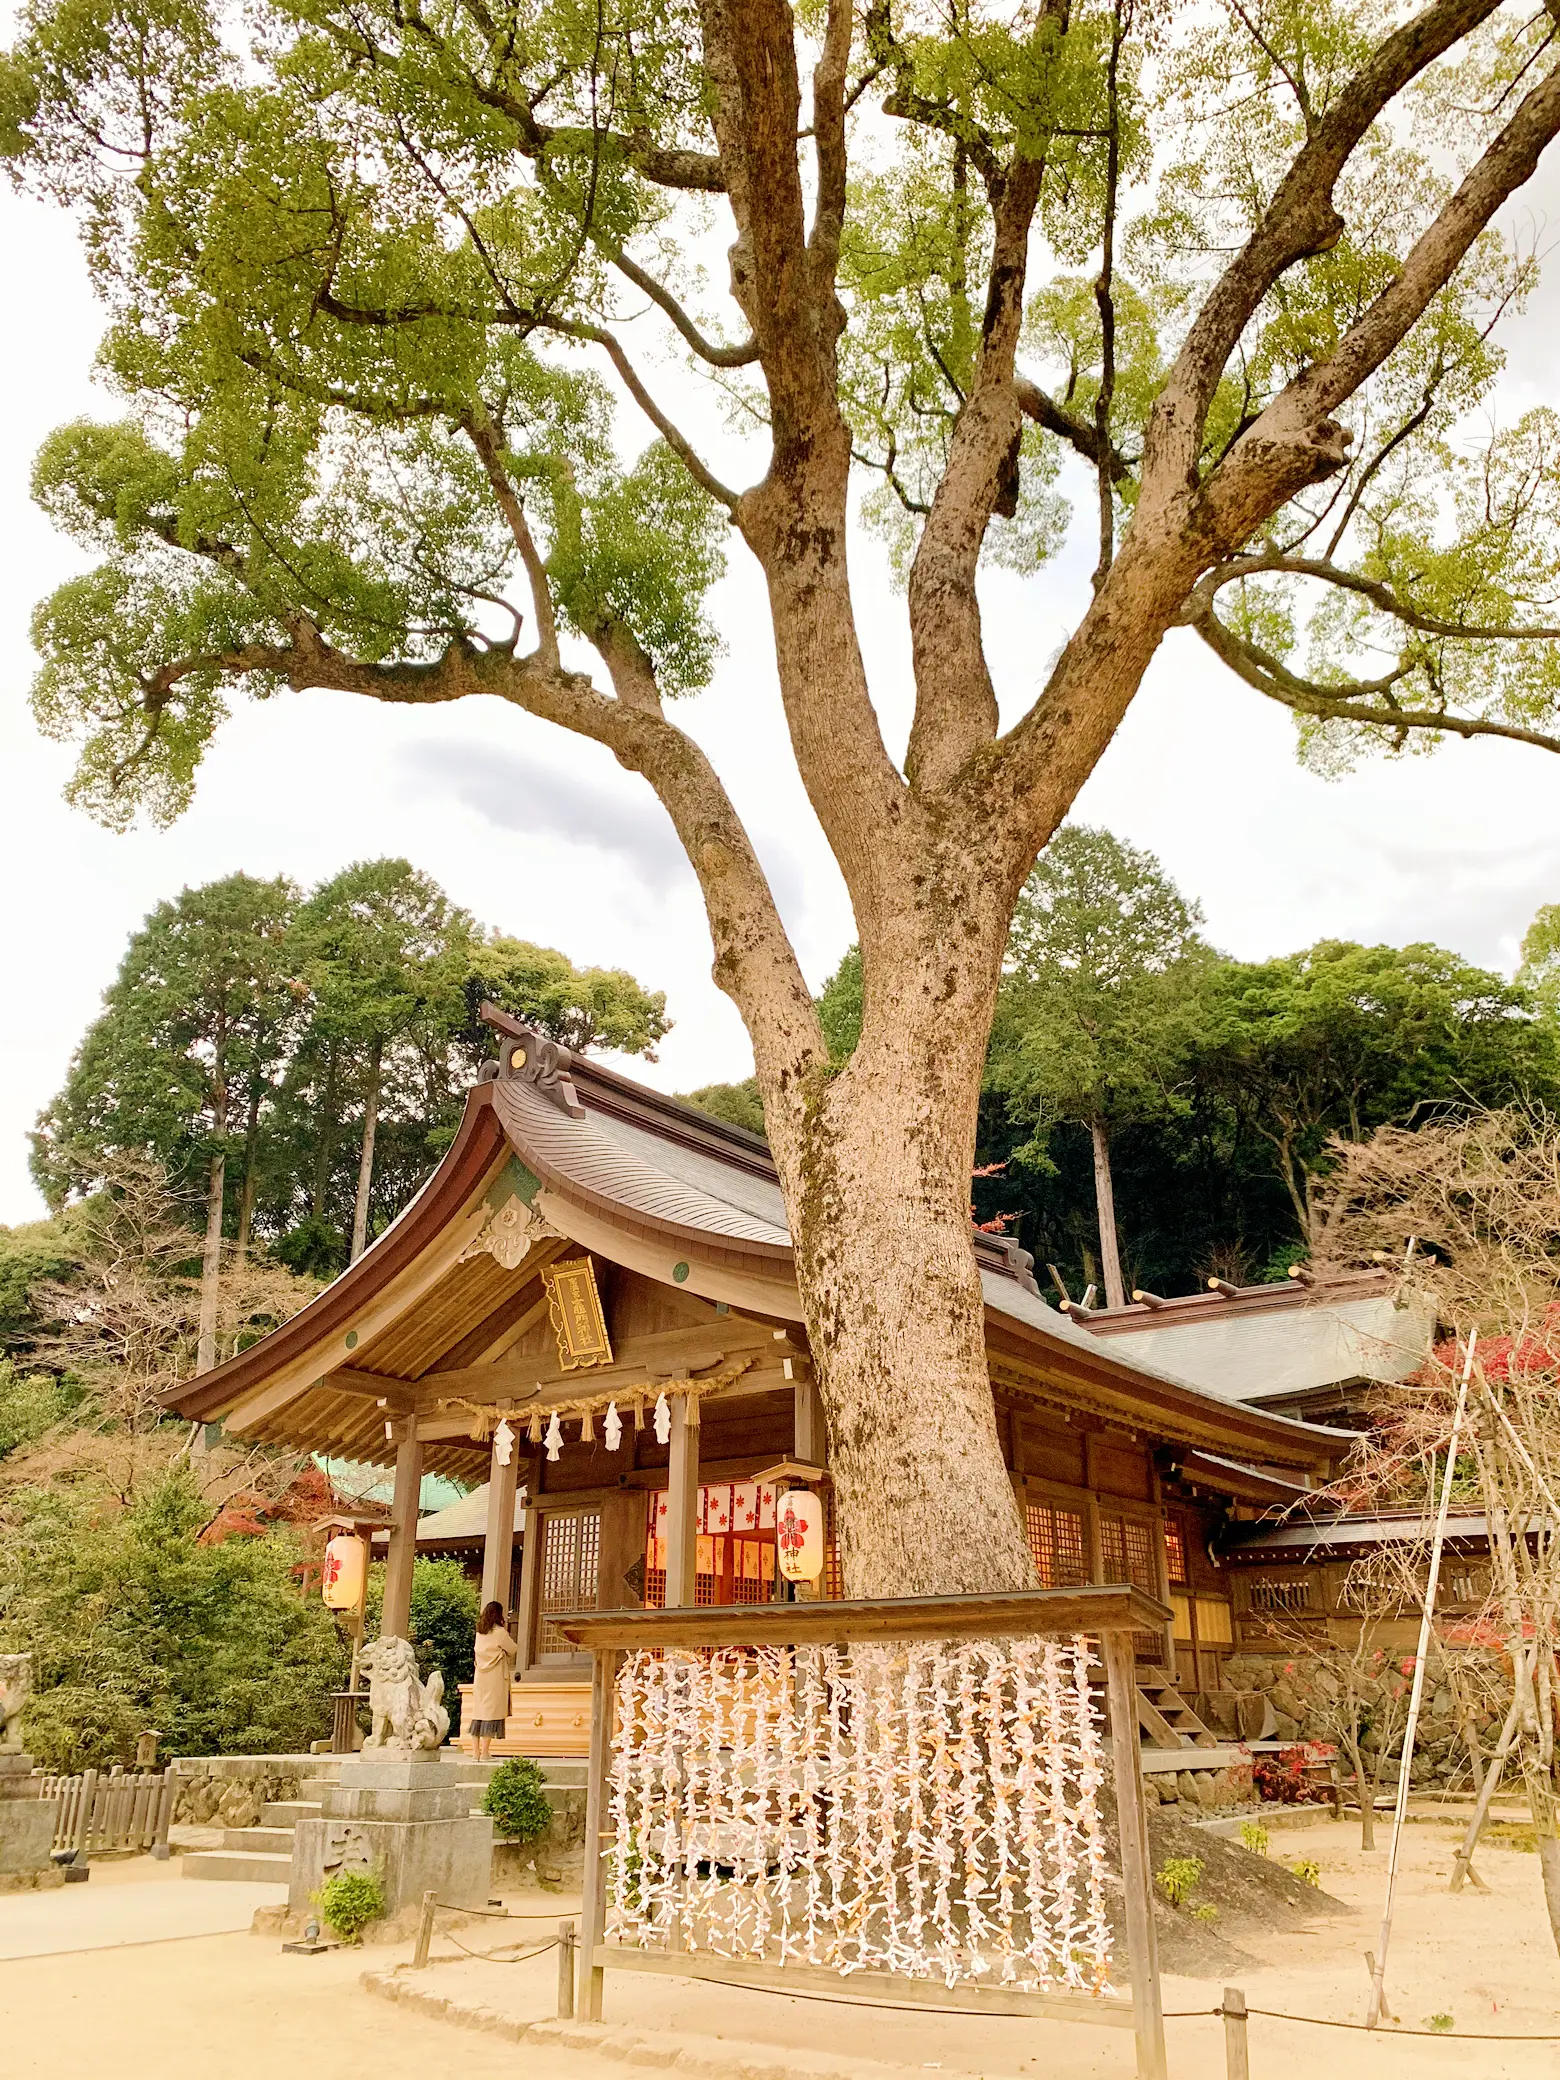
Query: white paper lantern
321,1532,367,1610
775,1490,824,1582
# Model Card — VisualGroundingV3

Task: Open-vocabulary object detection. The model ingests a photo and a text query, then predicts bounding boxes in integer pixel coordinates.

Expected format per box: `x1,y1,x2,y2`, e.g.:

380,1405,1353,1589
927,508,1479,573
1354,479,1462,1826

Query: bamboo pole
1366,1331,1476,2029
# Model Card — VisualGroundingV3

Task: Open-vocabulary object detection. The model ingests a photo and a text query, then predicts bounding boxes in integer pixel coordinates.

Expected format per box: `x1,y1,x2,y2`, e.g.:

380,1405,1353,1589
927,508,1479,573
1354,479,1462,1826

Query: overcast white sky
3,132,1560,1228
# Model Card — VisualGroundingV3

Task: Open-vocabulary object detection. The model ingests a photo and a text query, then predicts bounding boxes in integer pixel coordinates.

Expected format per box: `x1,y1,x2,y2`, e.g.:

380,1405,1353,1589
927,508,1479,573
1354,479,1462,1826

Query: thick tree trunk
777,963,1038,1601
1090,1115,1127,1310
1526,1758,1560,1959
351,1039,383,1263
234,1078,262,1269
196,1149,226,1375
313,1044,338,1219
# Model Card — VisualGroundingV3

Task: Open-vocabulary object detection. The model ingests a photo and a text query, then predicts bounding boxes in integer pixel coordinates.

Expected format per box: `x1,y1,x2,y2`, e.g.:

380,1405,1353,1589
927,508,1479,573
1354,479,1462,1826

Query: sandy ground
0,1815,1556,2079
0,1855,286,1960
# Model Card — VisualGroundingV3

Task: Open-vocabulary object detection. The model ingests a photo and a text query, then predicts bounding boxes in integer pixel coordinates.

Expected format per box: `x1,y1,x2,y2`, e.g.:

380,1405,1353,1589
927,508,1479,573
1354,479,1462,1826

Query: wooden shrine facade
164,1016,1349,1738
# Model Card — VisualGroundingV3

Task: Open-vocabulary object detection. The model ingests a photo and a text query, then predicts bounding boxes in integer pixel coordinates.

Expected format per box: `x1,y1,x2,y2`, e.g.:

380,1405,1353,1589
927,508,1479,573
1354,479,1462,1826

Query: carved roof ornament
460,1193,560,1270
479,1001,586,1119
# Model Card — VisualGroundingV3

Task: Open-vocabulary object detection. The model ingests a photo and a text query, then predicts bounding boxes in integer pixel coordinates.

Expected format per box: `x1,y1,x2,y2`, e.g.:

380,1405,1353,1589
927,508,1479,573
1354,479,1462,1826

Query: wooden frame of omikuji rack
554,1584,1172,2080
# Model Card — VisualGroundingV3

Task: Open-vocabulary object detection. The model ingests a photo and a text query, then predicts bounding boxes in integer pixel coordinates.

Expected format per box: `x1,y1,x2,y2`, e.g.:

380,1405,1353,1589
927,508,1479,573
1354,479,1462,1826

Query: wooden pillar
1104,1627,1167,2080
381,1418,422,1639
598,1489,646,1611
514,1505,542,1676
577,1645,621,2022
664,1397,699,1609
793,1373,826,1465
480,1431,521,1615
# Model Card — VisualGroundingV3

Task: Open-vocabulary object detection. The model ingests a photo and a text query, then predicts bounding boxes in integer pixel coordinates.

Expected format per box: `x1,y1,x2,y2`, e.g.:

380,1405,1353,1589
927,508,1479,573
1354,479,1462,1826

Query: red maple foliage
197,1463,335,1546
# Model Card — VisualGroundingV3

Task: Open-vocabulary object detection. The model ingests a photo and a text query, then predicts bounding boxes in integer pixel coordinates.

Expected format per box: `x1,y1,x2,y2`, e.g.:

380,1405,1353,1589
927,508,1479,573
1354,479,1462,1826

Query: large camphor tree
8,0,1560,1595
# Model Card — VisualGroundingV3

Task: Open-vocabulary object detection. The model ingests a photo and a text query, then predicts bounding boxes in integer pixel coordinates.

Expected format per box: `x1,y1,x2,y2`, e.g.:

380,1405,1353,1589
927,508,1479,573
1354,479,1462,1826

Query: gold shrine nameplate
542,1257,614,1371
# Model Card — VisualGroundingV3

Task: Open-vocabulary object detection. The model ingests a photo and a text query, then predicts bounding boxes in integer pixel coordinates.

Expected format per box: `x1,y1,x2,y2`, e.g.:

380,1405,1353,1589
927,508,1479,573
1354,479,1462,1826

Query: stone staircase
182,1782,334,1883
182,1753,589,1882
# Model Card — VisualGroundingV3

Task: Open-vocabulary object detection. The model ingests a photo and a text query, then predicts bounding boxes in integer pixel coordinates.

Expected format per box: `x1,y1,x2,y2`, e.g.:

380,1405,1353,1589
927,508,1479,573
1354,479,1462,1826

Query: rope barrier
428,1933,561,1964
1238,2006,1560,2042
408,1920,1560,2042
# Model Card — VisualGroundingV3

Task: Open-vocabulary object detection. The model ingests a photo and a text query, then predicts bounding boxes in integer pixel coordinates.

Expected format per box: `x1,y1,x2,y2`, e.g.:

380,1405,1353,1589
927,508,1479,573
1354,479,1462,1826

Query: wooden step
1134,1667,1220,1750
182,1848,292,1883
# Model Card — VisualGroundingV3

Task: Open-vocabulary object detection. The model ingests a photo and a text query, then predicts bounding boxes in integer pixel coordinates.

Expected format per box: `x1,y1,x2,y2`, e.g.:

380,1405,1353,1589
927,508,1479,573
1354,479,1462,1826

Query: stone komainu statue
0,1654,30,1754
358,1636,450,1752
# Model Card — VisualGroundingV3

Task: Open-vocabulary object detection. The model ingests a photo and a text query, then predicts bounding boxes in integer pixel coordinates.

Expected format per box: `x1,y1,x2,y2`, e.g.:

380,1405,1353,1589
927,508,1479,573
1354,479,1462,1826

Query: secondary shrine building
167,1016,1353,1748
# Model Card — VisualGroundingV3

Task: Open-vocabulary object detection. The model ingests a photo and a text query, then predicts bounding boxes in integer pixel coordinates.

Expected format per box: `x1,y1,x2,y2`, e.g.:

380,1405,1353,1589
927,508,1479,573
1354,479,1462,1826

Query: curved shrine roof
164,1028,1350,1477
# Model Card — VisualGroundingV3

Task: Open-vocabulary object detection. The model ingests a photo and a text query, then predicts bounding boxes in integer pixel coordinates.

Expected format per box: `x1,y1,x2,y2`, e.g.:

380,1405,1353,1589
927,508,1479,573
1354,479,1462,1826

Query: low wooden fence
36,1766,175,1859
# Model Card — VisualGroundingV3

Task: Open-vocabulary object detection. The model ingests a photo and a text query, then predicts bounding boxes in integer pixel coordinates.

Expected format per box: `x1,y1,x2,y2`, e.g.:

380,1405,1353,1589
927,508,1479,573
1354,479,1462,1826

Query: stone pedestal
289,1752,492,1935
0,1755,63,1892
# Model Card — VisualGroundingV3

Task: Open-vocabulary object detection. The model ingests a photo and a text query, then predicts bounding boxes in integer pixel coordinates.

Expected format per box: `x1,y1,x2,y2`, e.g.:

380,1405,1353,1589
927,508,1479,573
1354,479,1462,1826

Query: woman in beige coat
469,1601,517,1760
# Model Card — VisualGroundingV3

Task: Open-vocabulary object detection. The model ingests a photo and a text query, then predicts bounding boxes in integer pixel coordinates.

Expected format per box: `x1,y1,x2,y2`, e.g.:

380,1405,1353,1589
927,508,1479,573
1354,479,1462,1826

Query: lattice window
538,1509,600,1655
1163,1520,1188,1586
1249,1577,1311,1615
1099,1514,1156,1591
1099,1514,1161,1658
1025,1501,1088,1588
823,1487,843,1600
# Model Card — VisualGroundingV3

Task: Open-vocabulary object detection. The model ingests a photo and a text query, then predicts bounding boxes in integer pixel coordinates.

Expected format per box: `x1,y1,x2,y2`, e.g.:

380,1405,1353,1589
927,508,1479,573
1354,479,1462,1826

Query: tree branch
462,411,560,666
1201,54,1560,551
1142,0,1505,497
903,1,1068,792
1015,375,1134,482
864,0,1004,196
808,0,853,286
1192,603,1560,755
541,317,743,511
1186,553,1560,644
129,624,828,1104
1092,0,1128,591
605,244,759,366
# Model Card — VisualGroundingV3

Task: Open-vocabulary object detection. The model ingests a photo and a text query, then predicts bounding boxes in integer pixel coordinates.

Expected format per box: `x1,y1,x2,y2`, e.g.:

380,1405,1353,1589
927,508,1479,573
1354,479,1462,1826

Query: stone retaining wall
1144,1760,1255,1816
168,1754,338,1829
1222,1652,1502,1790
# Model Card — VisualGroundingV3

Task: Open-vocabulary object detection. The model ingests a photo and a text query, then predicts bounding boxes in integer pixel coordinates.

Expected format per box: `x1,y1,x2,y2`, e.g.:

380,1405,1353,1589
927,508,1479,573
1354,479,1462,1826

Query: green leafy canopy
6,0,1560,831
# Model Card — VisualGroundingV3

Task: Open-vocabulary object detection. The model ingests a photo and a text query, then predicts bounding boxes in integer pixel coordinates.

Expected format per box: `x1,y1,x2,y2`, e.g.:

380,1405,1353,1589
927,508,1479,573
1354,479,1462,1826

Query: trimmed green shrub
315,1869,385,1943
483,1757,552,1842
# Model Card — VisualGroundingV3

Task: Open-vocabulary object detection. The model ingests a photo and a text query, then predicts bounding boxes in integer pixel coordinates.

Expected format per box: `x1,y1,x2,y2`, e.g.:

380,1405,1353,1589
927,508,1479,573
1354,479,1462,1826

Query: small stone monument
0,1655,63,1891
289,1636,491,1935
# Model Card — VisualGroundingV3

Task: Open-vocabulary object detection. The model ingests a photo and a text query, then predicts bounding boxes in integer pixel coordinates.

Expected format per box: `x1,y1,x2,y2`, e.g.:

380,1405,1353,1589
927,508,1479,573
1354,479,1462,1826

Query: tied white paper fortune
604,1635,1113,1996
544,1410,563,1462
653,1392,671,1446
493,1417,514,1468
604,1401,623,1452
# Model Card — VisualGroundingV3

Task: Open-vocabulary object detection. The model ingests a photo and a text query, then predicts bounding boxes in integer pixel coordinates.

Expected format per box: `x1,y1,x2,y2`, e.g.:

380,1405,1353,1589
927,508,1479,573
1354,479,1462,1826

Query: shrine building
165,1013,1355,1749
